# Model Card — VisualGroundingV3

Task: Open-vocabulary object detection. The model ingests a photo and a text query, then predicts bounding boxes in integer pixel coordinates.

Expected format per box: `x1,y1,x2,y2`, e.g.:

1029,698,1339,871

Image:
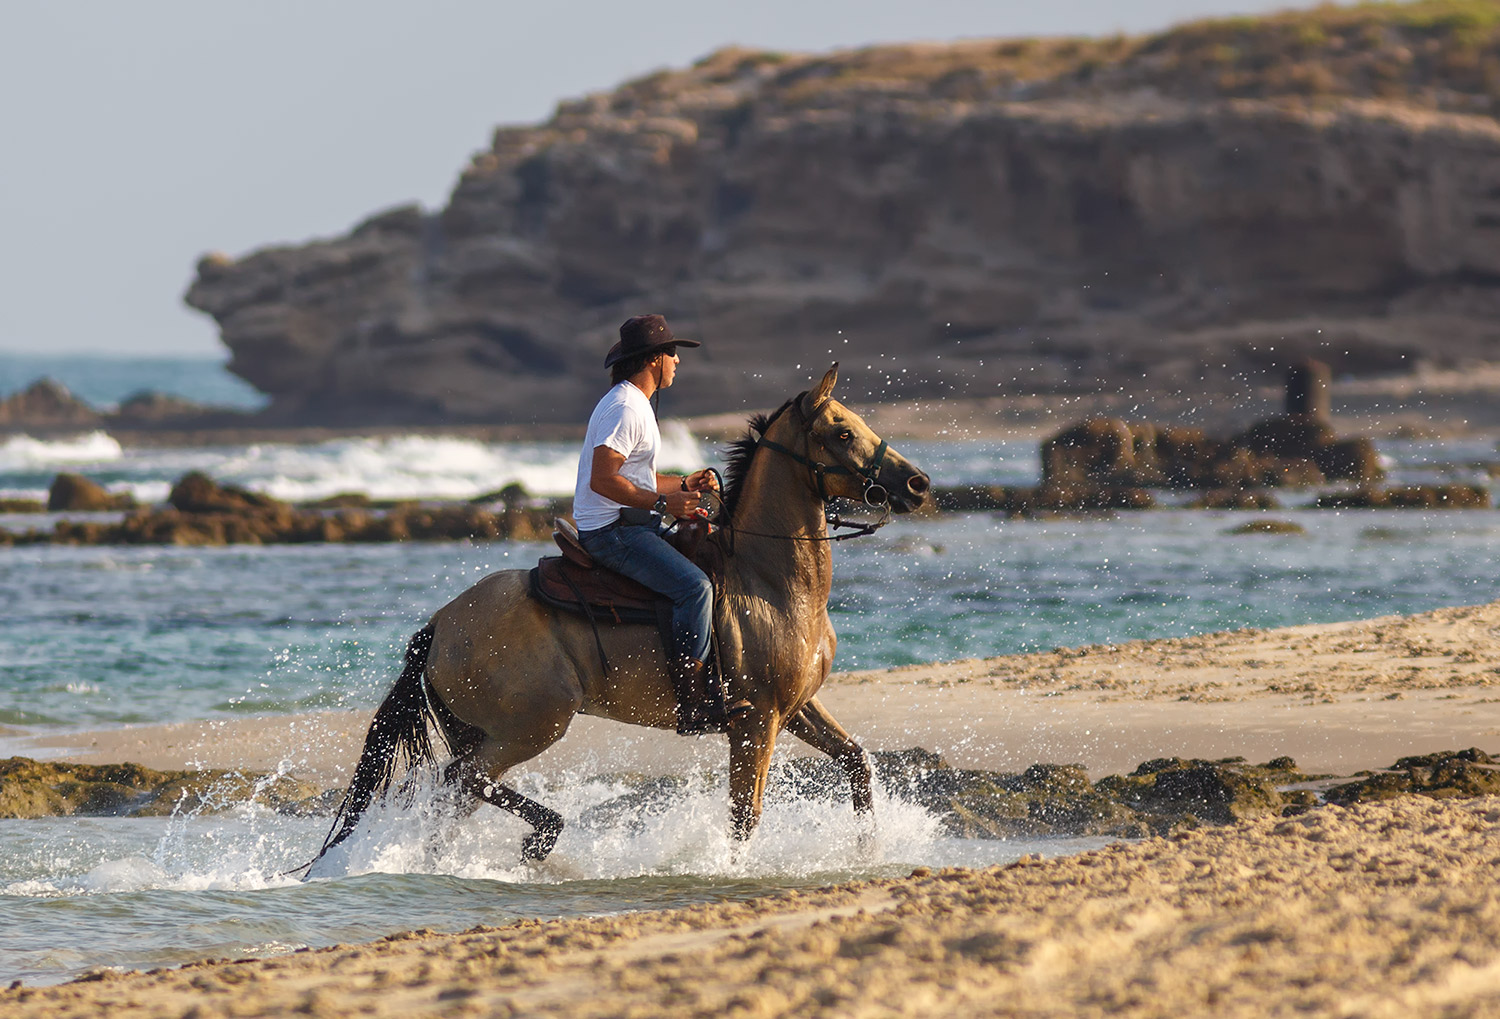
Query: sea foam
138,422,708,503
0,431,123,471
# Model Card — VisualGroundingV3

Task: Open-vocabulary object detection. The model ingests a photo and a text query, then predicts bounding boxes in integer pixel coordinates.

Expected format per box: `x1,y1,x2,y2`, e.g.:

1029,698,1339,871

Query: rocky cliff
185,2,1500,424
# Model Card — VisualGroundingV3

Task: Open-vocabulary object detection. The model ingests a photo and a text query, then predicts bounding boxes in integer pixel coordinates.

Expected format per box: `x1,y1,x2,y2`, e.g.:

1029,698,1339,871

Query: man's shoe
672,656,752,735
676,696,753,736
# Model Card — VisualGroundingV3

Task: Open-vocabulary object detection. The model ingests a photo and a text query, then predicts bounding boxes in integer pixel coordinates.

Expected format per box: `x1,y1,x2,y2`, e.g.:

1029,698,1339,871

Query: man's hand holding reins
590,446,712,518
681,468,720,494
653,488,699,517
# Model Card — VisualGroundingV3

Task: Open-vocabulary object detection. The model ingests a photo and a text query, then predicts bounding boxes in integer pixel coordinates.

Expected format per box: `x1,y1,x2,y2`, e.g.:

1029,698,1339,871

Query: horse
313,364,930,865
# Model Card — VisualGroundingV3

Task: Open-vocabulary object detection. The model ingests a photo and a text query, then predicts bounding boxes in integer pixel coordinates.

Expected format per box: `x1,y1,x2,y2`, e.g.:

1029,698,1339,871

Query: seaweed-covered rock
0,498,45,513
1323,748,1500,805
1224,519,1306,535
944,762,1143,838
1189,489,1281,510
941,483,1157,518
931,486,1009,512
0,757,320,818
0,474,561,547
47,473,134,512
1315,485,1492,509
168,472,282,514
132,771,322,817
1030,483,1156,513
1095,756,1304,826
776,750,1144,838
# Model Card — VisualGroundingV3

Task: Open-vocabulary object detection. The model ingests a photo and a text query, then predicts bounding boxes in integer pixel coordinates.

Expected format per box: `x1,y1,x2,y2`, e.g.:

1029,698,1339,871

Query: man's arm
590,446,701,515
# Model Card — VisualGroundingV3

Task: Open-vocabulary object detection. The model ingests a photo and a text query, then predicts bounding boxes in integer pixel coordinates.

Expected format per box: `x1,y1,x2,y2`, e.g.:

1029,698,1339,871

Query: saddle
529,517,721,626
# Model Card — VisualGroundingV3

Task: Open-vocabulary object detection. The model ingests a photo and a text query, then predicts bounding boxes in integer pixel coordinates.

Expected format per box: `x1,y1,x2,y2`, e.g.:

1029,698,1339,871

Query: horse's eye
837,430,852,442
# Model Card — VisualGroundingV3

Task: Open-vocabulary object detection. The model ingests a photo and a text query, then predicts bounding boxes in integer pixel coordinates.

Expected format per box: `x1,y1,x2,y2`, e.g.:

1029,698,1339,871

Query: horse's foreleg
785,696,873,818
728,712,779,842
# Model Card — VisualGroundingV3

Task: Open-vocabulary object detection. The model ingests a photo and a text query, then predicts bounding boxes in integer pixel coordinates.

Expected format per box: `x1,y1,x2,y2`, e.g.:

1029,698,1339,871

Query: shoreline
16,600,1499,785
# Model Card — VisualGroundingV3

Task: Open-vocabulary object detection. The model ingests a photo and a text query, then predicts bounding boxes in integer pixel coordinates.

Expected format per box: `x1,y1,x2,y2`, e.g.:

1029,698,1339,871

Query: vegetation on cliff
592,1,1500,116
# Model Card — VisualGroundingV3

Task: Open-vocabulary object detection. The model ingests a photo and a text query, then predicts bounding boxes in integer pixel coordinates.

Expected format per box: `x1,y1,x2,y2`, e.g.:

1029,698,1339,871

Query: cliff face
185,7,1500,424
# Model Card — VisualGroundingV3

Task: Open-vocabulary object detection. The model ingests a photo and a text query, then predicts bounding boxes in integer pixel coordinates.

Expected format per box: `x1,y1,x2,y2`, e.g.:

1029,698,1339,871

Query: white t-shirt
573,381,660,531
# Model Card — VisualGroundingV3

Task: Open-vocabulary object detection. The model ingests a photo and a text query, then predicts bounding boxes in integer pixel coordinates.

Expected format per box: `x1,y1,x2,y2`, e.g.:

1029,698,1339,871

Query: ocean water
3,507,1500,732
1,361,1498,984
0,354,265,411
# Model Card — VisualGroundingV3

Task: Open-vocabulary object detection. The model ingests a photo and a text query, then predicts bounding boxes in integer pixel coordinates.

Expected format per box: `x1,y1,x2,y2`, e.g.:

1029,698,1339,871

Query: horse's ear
801,363,838,417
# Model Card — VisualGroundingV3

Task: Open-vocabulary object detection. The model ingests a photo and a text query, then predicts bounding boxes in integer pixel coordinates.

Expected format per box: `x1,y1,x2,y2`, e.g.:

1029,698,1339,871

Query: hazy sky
1,1,1327,358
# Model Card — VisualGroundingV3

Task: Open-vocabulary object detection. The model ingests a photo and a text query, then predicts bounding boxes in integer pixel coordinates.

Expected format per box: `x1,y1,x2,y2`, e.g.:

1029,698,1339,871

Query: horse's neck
727,430,832,606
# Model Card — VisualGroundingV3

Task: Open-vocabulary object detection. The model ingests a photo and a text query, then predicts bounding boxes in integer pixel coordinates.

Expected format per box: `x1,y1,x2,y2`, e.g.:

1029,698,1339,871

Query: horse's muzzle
888,470,930,513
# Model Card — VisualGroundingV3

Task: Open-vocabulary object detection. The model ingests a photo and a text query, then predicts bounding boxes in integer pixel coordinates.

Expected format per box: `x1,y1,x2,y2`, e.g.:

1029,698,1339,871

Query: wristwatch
653,495,668,515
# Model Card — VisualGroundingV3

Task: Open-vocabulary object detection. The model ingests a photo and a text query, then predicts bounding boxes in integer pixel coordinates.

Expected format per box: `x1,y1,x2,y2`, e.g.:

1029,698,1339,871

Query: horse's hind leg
480,783,564,862
785,696,874,819
444,736,567,862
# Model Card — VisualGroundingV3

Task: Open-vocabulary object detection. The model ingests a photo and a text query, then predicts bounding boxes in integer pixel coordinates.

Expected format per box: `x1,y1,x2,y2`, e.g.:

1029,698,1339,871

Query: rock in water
111,390,212,424
47,473,134,512
0,379,100,429
167,471,281,514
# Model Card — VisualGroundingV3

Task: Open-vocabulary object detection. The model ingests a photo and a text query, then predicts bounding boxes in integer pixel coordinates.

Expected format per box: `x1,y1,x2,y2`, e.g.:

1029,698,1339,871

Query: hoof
522,828,560,862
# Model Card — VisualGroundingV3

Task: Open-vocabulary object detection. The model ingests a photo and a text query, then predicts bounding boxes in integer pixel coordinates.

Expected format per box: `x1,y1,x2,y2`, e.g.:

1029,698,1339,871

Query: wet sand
5,600,1500,1016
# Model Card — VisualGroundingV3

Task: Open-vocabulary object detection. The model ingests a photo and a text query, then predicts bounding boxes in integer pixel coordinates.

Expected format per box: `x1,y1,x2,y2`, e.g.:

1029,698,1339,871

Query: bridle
714,394,894,547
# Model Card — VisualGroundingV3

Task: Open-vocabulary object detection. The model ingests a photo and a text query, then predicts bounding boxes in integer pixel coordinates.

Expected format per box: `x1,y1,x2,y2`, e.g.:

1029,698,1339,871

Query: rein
755,436,890,504
715,396,893,549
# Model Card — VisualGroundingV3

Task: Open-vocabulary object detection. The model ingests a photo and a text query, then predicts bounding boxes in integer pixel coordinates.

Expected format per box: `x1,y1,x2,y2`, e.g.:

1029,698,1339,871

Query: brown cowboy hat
603,314,701,368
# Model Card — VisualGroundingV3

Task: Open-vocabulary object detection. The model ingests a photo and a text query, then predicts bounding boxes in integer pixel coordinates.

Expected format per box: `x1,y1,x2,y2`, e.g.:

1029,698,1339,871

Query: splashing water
0,763,1103,985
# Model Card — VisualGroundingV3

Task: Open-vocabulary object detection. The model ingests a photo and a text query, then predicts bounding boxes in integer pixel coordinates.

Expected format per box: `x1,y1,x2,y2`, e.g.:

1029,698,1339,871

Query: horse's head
789,364,930,513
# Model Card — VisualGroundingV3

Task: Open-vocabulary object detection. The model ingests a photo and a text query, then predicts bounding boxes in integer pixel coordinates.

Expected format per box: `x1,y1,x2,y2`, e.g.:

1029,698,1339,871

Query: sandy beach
3,600,1499,1015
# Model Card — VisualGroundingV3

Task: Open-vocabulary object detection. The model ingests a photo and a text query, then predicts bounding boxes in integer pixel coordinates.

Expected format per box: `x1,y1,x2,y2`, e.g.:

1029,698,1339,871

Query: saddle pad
530,556,661,625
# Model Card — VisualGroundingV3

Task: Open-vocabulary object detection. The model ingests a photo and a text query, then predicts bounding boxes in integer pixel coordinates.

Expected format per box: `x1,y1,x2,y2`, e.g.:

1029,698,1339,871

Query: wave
0,432,123,471
177,423,708,502
0,423,709,504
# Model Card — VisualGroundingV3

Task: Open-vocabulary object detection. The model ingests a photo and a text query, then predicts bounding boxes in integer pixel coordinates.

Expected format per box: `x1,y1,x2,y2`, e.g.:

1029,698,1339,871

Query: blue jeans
577,523,714,664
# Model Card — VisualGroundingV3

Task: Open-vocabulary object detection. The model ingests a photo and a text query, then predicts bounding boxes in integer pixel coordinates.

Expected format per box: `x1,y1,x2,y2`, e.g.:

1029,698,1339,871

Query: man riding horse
310,350,931,868
572,314,750,735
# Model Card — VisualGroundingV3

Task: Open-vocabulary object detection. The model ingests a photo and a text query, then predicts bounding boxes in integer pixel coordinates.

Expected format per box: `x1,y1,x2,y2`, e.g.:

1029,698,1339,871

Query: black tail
310,625,445,865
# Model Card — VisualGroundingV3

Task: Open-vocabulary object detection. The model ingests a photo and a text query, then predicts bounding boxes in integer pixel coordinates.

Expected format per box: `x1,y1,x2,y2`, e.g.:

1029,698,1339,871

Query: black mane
719,414,771,520
718,397,797,519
